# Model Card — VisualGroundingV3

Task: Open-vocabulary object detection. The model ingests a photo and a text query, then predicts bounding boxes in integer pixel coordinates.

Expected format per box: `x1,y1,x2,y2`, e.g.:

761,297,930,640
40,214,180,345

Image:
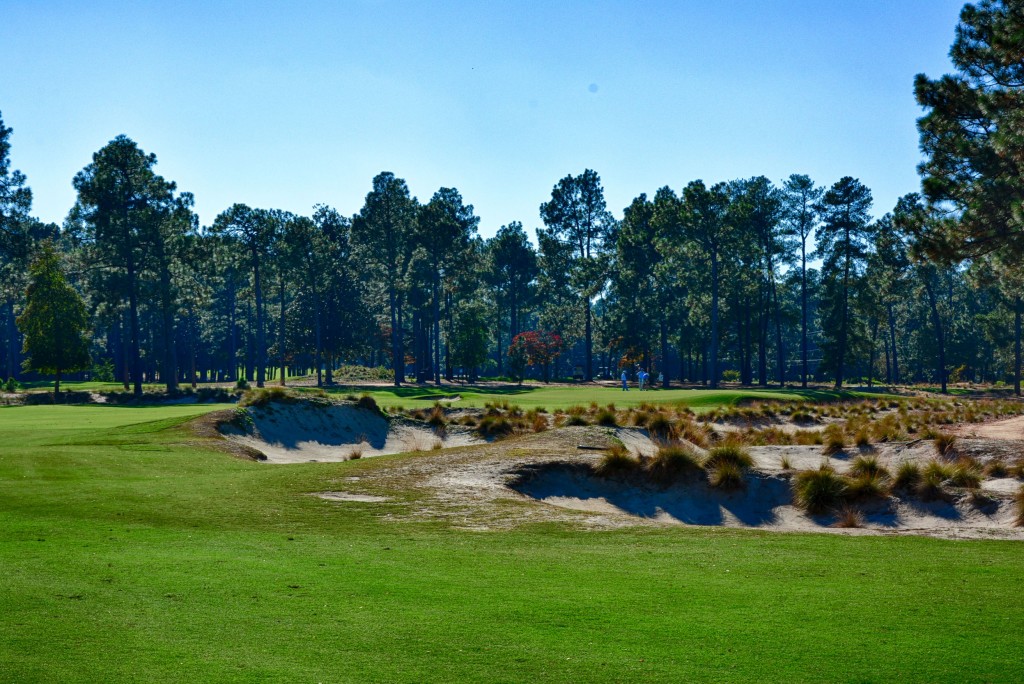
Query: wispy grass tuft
794,465,847,514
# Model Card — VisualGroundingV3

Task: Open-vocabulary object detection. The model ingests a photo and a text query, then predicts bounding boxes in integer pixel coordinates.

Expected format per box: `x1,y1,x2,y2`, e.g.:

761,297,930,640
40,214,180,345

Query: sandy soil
953,414,1024,440
296,423,1024,540
220,401,483,463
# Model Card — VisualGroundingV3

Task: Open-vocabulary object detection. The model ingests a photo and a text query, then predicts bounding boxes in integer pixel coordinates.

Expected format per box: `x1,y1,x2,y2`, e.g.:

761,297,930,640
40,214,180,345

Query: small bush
355,393,382,414
703,445,753,470
708,461,744,489
845,473,888,501
239,386,294,407
632,411,651,427
849,455,889,480
477,415,514,438
853,427,872,448
531,414,548,433
565,414,589,426
647,413,674,440
794,430,823,445
595,409,618,427
235,378,250,390
917,460,951,500
948,461,982,489
984,459,1008,478
427,405,447,427
822,424,846,455
594,444,640,477
794,466,847,514
647,446,703,483
833,506,863,528
893,461,921,490
1014,486,1024,527
933,432,957,458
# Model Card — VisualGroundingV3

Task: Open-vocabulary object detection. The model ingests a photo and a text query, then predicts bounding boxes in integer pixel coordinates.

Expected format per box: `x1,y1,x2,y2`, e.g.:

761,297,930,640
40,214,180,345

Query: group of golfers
620,366,660,391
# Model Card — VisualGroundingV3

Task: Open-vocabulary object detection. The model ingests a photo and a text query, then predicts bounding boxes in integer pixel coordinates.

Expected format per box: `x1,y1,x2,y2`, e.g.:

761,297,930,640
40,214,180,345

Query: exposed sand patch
953,414,1024,440
329,425,1023,539
220,400,483,463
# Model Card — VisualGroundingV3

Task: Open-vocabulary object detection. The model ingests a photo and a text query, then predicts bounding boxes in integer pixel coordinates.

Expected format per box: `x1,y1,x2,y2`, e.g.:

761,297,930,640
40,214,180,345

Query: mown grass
1,404,1023,682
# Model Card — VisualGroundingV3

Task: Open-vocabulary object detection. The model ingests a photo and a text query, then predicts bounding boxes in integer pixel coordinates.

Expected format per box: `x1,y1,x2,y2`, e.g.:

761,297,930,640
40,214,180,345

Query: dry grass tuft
893,461,921,490
849,455,890,480
832,506,863,528
646,445,703,483
595,409,618,427
822,424,846,456
933,432,957,458
708,461,745,489
1015,486,1024,527
703,445,753,470
794,465,847,514
594,443,640,478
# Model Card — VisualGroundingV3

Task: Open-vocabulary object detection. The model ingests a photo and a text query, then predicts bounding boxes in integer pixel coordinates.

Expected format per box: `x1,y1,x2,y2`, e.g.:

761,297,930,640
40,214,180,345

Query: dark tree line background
1,1,1023,396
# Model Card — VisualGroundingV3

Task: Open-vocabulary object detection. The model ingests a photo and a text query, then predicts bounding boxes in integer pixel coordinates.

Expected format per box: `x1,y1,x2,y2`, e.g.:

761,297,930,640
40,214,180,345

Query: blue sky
2,0,965,238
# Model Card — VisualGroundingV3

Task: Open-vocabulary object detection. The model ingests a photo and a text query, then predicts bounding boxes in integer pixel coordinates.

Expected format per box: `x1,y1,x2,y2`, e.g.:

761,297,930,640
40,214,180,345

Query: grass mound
477,415,514,438
239,386,296,407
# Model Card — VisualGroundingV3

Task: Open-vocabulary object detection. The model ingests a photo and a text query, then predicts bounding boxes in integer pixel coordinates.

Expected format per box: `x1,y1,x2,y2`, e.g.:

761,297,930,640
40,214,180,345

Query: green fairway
321,383,896,412
1,403,1021,682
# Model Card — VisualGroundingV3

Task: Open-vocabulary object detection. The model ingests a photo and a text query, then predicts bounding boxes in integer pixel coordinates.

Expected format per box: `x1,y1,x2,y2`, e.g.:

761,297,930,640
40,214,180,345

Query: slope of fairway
1,404,1021,682
322,384,892,411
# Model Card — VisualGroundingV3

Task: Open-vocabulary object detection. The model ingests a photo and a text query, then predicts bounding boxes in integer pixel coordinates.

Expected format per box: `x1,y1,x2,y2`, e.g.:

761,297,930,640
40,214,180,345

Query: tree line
1,1,1023,396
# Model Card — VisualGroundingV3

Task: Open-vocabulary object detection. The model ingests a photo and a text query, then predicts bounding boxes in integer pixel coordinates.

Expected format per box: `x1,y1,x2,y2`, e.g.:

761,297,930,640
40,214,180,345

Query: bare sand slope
220,401,482,463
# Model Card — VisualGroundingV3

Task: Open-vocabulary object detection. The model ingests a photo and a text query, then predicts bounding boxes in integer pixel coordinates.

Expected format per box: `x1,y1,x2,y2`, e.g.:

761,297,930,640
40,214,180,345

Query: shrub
632,411,651,427
893,461,921,490
794,466,847,514
477,415,514,438
235,378,250,390
647,445,703,483
647,413,674,440
845,474,888,501
853,426,872,448
427,405,447,427
833,506,863,528
594,444,640,477
1015,486,1024,527
595,409,618,427
708,461,745,489
917,460,952,500
984,459,1008,478
239,386,294,407
822,424,846,455
531,414,548,432
703,445,753,470
933,432,957,458
948,461,982,489
794,430,823,445
565,414,589,426
356,393,382,415
849,455,890,480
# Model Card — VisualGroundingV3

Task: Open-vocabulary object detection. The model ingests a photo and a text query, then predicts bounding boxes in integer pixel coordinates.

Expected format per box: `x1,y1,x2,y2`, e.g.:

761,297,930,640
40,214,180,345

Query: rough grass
893,461,922,490
707,460,745,489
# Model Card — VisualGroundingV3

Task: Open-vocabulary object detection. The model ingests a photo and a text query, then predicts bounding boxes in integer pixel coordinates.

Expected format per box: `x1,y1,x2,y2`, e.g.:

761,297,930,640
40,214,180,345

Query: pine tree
17,241,90,394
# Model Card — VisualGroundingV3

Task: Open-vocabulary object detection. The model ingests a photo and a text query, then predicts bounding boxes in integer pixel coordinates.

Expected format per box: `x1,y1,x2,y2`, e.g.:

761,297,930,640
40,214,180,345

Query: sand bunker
510,460,1021,537
220,400,482,463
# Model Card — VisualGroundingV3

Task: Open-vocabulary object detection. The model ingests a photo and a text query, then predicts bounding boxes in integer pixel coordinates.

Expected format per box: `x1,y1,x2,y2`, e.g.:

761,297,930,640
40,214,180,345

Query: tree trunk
55,367,61,396
660,319,670,389
159,262,178,394
584,298,593,381
278,275,286,386
835,231,851,389
923,275,946,394
254,258,266,388
389,285,402,386
710,248,719,389
1014,300,1021,397
127,263,143,398
433,274,442,385
228,279,237,383
4,300,16,381
887,303,899,385
800,238,808,388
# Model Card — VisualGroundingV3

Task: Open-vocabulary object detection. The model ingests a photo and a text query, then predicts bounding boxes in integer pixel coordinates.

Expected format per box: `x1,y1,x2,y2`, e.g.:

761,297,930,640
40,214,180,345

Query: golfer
621,369,629,391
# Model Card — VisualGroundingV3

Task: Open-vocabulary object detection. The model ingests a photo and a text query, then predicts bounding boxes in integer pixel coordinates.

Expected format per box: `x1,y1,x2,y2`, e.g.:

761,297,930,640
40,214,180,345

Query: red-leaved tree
509,330,564,384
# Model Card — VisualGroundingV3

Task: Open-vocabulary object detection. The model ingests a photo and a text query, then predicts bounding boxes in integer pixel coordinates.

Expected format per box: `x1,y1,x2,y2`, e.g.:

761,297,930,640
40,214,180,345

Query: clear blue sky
2,0,965,238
